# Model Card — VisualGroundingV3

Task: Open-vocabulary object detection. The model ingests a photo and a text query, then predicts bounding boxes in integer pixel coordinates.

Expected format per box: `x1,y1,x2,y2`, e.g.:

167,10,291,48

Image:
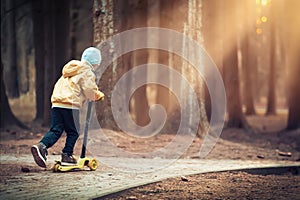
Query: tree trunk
202,0,224,120
155,0,187,133
0,63,26,129
223,0,249,129
32,0,45,121
285,0,300,130
41,0,70,126
286,55,300,130
93,0,116,128
43,0,55,125
180,0,208,137
242,38,256,115
265,53,276,115
155,0,171,113
131,0,150,126
4,0,19,98
70,0,79,59
147,0,160,116
246,38,258,114
242,0,256,115
116,0,133,126
53,0,70,77
266,3,276,115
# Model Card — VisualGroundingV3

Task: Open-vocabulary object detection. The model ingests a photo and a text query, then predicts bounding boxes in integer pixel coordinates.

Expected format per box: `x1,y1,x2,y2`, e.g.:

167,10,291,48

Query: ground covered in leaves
1,113,300,199
100,171,300,200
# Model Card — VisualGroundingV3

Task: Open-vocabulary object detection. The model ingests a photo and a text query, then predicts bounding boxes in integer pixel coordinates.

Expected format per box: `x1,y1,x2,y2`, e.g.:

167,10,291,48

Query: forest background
1,0,300,135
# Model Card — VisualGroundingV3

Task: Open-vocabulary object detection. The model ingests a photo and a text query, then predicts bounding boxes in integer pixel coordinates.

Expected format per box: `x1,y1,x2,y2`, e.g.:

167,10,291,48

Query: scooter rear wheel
88,158,98,171
52,163,60,172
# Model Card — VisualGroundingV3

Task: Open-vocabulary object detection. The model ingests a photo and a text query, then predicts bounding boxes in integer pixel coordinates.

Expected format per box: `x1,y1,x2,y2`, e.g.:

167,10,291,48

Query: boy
31,47,105,168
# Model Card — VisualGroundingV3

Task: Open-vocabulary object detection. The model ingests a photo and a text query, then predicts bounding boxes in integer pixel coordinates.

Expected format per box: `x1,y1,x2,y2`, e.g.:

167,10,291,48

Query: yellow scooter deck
52,157,98,172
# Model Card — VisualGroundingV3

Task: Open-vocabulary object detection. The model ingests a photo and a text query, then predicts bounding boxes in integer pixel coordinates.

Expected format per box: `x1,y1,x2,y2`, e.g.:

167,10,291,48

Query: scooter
52,101,99,172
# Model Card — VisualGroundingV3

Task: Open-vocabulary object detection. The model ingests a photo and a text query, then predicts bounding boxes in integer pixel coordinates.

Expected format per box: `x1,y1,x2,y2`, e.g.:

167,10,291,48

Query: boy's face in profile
93,64,99,70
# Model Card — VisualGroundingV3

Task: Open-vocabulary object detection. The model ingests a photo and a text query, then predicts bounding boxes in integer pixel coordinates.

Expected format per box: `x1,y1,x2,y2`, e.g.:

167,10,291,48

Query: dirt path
1,154,299,199
1,114,300,199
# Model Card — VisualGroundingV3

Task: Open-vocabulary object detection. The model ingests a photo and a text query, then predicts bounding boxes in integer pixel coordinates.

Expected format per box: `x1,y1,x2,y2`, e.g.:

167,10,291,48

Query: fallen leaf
257,155,265,159
190,155,201,159
126,196,137,200
21,167,30,173
181,176,188,182
276,150,292,157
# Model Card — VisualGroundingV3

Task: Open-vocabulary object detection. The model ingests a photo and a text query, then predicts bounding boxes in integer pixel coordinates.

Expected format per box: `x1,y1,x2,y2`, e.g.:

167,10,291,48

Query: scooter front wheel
88,158,98,171
52,163,61,172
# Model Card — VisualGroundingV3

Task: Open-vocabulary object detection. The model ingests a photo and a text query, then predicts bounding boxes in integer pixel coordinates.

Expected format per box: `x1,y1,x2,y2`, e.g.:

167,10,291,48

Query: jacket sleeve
80,70,105,101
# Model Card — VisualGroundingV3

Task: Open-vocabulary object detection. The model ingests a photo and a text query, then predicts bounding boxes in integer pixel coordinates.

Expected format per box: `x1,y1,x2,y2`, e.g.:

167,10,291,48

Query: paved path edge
93,163,300,199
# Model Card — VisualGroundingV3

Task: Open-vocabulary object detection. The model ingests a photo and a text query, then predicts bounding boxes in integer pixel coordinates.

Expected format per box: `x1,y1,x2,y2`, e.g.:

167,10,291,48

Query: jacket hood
62,60,91,78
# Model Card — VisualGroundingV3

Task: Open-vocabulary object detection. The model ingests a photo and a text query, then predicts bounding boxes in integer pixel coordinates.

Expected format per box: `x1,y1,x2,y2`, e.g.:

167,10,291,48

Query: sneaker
31,143,48,168
61,153,77,165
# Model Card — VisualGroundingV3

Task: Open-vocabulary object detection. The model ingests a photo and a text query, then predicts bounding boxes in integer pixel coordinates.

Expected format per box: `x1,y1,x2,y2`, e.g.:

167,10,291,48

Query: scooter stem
80,101,93,158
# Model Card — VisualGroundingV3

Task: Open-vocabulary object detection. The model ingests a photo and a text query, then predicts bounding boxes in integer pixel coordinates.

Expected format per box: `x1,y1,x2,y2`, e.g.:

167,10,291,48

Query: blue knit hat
81,47,102,65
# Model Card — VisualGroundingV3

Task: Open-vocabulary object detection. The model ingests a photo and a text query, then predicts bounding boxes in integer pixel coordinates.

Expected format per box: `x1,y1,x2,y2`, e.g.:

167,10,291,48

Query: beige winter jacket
51,60,104,109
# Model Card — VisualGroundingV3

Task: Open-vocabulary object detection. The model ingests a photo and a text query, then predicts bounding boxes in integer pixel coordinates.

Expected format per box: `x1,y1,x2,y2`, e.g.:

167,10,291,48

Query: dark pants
40,107,80,156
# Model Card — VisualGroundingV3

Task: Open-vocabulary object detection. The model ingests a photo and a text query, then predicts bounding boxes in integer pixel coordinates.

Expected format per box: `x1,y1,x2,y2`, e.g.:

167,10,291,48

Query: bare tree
32,0,45,121
93,0,118,128
4,0,19,98
42,0,55,125
70,0,79,59
266,1,277,115
0,63,26,129
241,0,256,115
223,0,249,129
94,0,150,128
285,0,300,130
286,55,300,130
155,0,171,113
202,0,224,120
53,0,70,77
131,0,150,126
42,0,70,125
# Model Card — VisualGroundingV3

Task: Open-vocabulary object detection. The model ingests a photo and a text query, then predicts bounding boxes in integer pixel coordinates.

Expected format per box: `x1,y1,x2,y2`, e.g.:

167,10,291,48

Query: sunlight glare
256,7,261,14
256,19,262,25
256,28,262,35
261,0,268,6
261,16,267,22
